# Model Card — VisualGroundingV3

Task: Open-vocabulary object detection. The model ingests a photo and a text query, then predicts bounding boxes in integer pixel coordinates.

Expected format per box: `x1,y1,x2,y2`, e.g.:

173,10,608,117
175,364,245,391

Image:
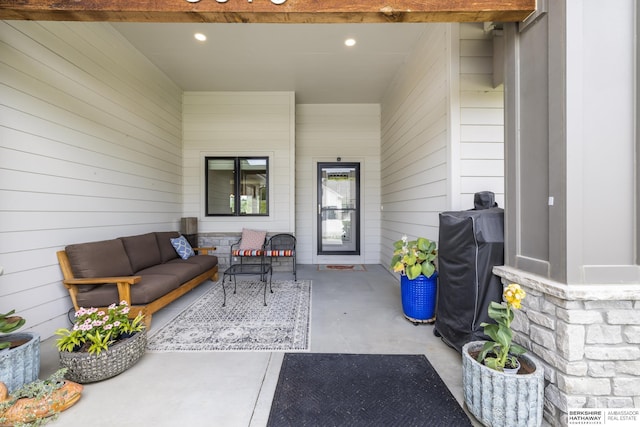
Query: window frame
204,156,270,217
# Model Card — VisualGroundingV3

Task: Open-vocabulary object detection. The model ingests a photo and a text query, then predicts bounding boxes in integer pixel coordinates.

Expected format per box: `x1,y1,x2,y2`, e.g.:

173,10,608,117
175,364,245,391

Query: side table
221,263,273,306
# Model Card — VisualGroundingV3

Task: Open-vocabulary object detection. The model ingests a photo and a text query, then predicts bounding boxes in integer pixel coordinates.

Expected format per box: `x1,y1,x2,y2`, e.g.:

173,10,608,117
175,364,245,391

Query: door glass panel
318,163,360,255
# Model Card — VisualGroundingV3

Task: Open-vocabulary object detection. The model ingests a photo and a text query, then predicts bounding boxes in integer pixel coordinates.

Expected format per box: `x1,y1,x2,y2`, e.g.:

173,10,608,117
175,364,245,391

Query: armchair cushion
232,249,265,257
264,249,294,257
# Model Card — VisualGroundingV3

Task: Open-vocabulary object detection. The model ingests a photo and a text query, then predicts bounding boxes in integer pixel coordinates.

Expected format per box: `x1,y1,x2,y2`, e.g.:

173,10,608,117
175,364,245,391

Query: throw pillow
239,228,267,250
171,235,195,260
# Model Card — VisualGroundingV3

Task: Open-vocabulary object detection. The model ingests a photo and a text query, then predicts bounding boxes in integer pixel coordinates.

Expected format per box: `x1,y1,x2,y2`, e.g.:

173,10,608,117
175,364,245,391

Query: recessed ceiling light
194,33,207,42
345,38,356,47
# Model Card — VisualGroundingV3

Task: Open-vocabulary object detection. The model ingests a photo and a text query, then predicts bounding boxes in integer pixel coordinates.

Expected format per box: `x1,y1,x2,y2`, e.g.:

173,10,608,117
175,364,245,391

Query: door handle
318,204,321,215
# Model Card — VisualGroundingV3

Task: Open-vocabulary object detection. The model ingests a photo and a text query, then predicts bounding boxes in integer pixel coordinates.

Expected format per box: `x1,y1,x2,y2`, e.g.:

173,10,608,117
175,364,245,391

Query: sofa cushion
66,239,133,279
166,255,218,273
171,235,195,260
120,233,162,273
75,274,181,307
137,262,203,284
132,274,183,304
239,228,267,250
74,284,119,308
155,231,180,263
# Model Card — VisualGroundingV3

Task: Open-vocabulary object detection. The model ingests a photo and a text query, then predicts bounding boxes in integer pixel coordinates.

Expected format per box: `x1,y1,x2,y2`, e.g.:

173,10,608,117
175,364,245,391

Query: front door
317,162,360,255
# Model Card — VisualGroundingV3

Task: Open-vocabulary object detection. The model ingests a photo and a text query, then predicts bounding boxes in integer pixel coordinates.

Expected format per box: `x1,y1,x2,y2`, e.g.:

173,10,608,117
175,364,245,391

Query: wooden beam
0,0,536,23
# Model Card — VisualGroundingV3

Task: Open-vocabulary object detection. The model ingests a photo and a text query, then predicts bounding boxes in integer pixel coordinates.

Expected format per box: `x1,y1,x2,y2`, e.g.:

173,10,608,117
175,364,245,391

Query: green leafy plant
390,235,437,280
55,301,144,355
0,309,26,350
477,283,527,371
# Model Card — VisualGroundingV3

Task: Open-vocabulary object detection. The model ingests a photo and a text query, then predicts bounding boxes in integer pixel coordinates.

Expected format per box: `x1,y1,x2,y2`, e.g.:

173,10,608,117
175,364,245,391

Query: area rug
146,280,311,352
317,264,366,271
267,353,472,427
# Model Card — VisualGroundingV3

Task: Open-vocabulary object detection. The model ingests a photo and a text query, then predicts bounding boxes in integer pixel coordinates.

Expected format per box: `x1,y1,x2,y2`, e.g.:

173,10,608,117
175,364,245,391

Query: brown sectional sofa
56,231,218,327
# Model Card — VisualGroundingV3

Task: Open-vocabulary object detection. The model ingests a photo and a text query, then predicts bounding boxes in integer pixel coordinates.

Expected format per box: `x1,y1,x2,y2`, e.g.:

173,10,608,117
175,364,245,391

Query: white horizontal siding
0,21,183,339
461,108,504,124
295,104,381,264
458,23,505,209
379,22,505,270
380,24,450,264
182,92,295,234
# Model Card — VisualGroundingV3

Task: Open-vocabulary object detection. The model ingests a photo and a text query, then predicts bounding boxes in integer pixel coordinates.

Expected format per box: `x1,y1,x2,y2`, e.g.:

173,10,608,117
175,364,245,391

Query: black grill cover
434,206,504,353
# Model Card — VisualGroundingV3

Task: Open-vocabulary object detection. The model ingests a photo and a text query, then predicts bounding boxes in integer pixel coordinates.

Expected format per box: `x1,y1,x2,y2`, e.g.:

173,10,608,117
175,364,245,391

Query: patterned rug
146,280,311,352
267,353,472,427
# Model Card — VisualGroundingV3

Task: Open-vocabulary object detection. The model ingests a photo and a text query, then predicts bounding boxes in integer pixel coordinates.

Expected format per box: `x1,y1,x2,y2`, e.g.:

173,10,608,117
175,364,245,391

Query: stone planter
462,341,545,427
59,329,146,383
0,332,40,393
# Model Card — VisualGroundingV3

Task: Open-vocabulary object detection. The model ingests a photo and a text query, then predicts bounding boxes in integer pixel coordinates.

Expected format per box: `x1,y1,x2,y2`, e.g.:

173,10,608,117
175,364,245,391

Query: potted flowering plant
390,235,437,280
390,235,438,323
476,283,527,372
55,301,144,355
462,283,545,427
55,301,147,383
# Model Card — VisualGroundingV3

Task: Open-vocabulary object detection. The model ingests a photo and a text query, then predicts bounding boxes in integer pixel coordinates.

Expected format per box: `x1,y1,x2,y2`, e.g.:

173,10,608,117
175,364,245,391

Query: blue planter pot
400,272,437,323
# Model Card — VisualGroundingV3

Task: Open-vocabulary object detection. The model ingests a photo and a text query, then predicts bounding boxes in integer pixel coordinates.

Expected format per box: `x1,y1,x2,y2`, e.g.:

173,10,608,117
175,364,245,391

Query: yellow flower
478,283,528,371
504,283,526,309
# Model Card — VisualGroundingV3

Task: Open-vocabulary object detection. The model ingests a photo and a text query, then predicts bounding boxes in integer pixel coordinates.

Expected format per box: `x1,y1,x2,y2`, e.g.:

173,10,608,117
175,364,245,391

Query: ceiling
111,23,428,104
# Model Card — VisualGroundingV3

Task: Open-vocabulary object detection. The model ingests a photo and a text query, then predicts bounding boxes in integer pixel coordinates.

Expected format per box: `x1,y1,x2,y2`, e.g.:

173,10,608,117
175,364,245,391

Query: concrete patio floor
39,264,481,426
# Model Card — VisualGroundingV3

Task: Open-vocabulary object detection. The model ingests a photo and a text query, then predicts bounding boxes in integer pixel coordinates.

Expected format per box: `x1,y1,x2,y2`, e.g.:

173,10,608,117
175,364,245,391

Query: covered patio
2,1,639,426
37,265,478,426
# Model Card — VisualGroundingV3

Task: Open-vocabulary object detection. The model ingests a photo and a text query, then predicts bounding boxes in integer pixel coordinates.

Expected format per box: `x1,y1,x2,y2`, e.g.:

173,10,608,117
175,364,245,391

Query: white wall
295,104,381,264
0,21,183,338
182,92,295,234
459,24,505,209
380,24,451,257
380,23,505,268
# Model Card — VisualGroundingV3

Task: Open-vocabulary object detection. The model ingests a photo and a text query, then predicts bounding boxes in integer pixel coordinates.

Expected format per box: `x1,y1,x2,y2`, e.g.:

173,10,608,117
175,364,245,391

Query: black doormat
267,353,472,427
